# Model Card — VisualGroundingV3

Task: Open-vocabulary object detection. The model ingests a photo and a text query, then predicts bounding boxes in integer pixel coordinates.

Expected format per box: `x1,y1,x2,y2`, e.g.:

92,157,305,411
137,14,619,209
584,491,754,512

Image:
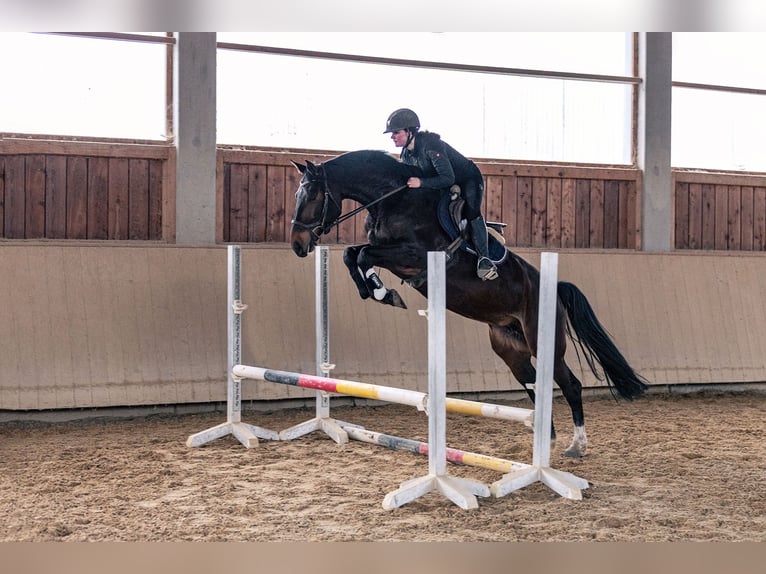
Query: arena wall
1,244,764,412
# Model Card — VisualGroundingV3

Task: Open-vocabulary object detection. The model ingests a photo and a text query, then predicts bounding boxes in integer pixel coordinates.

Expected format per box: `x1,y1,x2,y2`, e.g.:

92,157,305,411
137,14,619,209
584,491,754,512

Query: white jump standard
186,246,279,448
490,253,588,500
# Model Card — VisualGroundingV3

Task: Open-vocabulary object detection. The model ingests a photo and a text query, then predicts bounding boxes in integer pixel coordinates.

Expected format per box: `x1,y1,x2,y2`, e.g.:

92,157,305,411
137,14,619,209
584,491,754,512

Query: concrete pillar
174,32,217,244
637,33,673,252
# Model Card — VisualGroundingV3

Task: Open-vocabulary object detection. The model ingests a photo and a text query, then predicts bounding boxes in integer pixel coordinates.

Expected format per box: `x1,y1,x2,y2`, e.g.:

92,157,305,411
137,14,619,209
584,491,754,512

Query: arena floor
1,390,764,542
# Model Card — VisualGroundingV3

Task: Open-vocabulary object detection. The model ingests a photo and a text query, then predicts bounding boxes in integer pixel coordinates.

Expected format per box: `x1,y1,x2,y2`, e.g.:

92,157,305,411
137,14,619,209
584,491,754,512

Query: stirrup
477,257,498,281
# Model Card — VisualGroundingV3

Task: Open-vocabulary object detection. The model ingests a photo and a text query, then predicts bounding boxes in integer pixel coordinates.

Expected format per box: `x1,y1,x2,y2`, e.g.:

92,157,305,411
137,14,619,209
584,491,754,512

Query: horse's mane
329,150,422,182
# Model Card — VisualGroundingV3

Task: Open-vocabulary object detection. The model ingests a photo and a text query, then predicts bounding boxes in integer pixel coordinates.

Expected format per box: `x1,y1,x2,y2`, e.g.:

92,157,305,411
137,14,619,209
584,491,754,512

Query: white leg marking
564,426,588,457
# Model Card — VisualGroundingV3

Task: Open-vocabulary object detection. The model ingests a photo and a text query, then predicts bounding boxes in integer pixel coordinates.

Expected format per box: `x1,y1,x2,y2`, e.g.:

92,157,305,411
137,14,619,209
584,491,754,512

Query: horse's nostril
292,241,308,258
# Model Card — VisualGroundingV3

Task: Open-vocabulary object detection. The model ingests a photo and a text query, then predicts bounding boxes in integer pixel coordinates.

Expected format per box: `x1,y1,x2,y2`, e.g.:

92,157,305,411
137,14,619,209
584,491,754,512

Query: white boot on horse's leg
469,216,498,281
563,426,588,458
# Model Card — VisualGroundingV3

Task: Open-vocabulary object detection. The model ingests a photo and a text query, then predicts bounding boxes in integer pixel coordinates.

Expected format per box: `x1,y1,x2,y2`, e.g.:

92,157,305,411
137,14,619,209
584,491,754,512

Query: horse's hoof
383,290,407,309
562,446,584,458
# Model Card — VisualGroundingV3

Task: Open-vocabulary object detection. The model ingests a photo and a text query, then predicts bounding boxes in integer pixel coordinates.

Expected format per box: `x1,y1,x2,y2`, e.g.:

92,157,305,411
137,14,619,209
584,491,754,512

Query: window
672,33,766,172
0,33,168,141
217,33,634,165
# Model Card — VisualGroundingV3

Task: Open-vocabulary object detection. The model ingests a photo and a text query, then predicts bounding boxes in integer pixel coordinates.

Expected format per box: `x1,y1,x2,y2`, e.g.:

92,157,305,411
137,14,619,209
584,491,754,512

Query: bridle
290,169,343,244
291,167,408,243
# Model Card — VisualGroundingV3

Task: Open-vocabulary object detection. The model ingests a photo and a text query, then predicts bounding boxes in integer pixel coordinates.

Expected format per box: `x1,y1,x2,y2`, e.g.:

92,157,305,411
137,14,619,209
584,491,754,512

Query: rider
384,108,498,281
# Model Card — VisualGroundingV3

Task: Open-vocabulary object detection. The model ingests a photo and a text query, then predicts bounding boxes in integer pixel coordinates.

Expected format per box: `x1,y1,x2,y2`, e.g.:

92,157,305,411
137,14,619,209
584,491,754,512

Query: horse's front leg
343,245,371,300
355,245,413,309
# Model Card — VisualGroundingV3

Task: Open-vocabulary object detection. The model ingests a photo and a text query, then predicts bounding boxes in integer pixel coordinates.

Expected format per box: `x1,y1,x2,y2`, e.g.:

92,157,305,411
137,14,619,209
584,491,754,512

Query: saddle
437,193,508,265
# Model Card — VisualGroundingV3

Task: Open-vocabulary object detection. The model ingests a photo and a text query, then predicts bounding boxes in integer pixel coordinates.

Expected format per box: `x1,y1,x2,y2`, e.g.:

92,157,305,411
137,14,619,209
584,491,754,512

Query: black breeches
461,177,484,221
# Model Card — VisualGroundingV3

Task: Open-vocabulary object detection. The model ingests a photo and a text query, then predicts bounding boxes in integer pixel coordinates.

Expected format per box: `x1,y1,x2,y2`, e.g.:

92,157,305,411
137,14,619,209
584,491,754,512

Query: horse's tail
557,281,648,400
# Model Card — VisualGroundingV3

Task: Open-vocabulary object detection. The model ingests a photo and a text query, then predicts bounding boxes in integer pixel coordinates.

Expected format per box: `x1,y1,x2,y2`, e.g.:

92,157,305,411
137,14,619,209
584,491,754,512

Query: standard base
382,474,491,510
186,421,279,449
279,417,361,444
490,466,589,500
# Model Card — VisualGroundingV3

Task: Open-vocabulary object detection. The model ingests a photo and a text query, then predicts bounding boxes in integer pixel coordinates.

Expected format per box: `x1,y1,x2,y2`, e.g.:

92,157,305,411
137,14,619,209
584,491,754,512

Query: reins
329,183,409,229
291,178,409,243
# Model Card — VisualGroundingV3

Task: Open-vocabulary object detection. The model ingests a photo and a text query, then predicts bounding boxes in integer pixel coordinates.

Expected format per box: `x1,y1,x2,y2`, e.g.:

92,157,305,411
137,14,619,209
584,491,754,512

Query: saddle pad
437,194,507,264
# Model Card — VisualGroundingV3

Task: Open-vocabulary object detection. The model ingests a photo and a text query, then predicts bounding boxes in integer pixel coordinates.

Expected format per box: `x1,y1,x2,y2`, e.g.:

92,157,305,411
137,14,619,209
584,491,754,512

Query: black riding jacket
400,131,483,190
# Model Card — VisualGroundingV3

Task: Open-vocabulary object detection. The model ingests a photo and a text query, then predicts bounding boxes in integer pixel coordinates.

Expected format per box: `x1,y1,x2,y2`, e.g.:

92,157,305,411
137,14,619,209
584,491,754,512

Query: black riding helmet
384,108,420,133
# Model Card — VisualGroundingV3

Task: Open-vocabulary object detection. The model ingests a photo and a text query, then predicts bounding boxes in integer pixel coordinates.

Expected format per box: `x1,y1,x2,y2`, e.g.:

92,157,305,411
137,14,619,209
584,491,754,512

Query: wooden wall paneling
701,183,715,250
626,180,638,248
66,156,88,239
560,178,575,248
162,148,176,242
215,151,645,250
249,164,268,242
687,183,703,249
108,157,130,240
616,180,628,248
128,158,149,240
530,177,547,246
727,185,742,250
265,166,286,242
148,159,163,240
603,180,620,247
4,156,26,238
574,179,590,248
485,175,503,225
25,154,46,238
516,176,532,246
0,157,4,236
546,177,562,247
754,187,766,250
714,184,728,250
589,179,605,248
740,186,754,250
45,155,67,238
228,163,249,243
674,181,689,249
221,162,231,241
501,175,518,245
87,157,109,239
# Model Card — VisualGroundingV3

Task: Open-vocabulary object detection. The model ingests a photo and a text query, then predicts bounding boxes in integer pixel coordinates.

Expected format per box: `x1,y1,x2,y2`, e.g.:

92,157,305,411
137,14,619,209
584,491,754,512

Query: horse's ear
291,160,307,174
305,160,318,175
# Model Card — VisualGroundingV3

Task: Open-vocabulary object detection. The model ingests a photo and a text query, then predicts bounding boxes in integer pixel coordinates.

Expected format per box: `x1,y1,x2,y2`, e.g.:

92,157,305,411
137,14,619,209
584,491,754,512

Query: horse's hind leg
553,358,587,457
488,324,557,448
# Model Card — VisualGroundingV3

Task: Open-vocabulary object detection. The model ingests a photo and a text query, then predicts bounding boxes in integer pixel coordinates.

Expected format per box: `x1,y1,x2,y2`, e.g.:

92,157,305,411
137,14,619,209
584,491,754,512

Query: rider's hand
407,177,421,188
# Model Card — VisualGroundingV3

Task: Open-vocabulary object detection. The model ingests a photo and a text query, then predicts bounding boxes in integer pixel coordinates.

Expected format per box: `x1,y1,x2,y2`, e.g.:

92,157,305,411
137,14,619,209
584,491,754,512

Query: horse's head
289,160,343,257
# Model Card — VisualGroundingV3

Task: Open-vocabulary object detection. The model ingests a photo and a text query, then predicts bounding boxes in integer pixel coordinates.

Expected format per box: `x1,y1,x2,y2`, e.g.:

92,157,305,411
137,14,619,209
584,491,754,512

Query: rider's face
390,129,409,148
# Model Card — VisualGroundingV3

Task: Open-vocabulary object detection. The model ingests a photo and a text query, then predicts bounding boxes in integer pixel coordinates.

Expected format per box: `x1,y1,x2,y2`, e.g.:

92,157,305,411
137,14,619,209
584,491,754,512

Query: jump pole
186,245,279,449
230,368,534,427
490,252,588,500
277,245,354,444
337,424,531,475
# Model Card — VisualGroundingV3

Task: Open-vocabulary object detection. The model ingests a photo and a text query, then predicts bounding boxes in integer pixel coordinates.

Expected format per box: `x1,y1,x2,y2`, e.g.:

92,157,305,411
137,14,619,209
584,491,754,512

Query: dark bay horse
290,149,647,457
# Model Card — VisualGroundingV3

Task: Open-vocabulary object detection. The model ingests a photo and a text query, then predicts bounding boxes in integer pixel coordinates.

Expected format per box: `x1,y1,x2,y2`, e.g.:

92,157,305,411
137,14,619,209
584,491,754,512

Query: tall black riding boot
469,216,498,281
